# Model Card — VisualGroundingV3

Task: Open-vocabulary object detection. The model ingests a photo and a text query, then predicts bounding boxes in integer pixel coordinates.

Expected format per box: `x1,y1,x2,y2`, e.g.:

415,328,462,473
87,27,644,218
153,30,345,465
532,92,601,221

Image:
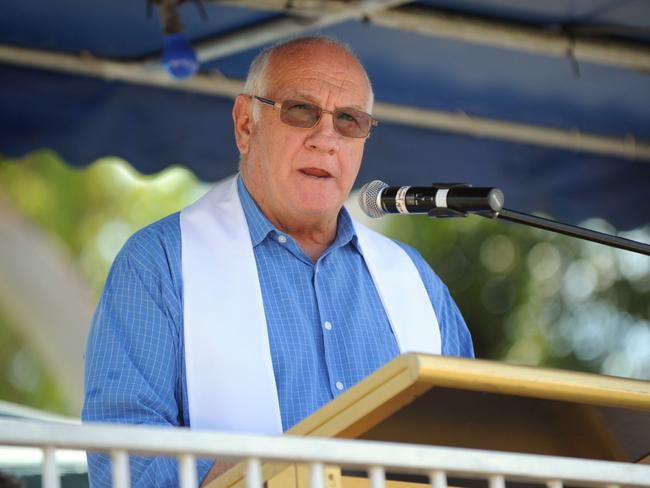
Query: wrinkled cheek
344,156,364,190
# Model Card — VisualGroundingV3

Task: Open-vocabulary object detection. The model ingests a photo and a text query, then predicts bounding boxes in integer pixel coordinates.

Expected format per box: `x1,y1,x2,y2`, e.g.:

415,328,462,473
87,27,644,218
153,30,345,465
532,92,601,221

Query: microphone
358,180,504,219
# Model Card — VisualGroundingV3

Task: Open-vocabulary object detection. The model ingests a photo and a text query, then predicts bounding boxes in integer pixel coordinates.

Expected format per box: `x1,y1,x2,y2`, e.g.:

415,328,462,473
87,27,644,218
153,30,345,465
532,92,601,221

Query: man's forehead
267,47,371,107
280,74,366,99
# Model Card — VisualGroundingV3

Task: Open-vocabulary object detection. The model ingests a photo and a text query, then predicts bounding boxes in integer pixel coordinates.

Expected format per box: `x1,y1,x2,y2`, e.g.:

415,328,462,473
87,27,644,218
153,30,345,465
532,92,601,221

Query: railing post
369,466,385,488
430,470,447,488
111,450,130,488
179,453,197,488
245,457,262,488
310,462,325,488
42,446,61,488
489,475,506,488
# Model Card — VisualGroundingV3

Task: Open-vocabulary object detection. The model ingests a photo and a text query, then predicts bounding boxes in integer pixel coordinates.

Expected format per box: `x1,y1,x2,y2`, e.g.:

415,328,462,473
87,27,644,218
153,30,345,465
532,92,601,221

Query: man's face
235,44,372,230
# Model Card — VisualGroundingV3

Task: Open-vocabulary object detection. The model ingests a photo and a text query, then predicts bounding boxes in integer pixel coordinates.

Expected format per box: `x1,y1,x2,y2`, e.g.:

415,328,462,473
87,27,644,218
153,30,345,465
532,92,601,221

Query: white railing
1,418,650,488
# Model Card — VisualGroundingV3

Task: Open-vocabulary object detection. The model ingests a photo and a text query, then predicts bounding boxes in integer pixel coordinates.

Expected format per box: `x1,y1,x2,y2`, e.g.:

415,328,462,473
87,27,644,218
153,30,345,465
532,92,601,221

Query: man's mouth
299,168,332,179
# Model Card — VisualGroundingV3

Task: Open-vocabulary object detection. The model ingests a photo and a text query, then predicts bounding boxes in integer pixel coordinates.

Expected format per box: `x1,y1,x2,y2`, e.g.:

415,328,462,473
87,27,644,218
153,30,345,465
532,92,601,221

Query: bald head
243,36,374,118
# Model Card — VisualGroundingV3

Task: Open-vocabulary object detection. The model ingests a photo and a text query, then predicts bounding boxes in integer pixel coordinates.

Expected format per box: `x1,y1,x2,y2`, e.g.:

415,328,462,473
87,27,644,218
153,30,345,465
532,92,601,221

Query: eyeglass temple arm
253,96,281,110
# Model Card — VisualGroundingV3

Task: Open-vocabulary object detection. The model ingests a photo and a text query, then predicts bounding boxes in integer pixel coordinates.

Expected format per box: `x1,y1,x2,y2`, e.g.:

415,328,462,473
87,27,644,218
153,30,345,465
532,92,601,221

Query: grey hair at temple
242,36,375,121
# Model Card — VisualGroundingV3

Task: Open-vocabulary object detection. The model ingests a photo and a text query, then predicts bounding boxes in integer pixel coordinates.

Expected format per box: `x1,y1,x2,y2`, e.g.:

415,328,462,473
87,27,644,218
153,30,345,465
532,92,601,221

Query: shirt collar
237,174,359,252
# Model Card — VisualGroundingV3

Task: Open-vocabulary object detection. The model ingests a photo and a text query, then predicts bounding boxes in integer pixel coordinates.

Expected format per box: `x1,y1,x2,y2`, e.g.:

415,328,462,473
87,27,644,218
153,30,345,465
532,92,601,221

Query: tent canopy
1,0,649,229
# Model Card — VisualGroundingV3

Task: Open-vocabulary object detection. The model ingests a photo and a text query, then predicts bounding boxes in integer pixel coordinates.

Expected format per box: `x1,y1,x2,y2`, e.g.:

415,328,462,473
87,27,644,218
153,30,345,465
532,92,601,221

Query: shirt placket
313,254,348,397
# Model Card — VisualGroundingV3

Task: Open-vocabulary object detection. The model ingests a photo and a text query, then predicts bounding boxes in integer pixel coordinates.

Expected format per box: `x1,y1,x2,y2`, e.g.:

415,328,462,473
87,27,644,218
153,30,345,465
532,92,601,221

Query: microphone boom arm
420,182,649,255
489,208,650,256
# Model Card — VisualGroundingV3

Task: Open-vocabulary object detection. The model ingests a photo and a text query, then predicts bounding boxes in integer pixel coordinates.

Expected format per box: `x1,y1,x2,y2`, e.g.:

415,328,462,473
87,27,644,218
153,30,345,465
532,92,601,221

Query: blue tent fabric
1,1,649,229
0,64,240,174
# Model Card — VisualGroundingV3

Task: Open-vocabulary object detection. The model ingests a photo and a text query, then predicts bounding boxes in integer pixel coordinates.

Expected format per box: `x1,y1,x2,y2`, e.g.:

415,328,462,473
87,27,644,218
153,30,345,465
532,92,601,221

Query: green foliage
384,213,650,378
0,307,67,414
0,150,205,293
0,150,206,413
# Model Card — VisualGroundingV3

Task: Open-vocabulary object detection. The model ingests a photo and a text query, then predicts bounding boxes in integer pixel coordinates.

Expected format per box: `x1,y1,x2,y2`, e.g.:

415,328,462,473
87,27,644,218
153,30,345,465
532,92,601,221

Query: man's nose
304,112,340,154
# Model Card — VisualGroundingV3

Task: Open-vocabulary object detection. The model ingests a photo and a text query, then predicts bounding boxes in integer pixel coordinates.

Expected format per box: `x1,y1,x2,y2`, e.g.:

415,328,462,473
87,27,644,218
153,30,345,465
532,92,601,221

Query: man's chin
292,198,342,221
297,204,339,218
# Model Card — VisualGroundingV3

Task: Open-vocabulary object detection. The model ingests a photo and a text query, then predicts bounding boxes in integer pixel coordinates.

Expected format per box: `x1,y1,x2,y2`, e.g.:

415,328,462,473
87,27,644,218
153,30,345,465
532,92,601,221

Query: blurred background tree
383,213,650,377
0,150,206,415
0,150,649,417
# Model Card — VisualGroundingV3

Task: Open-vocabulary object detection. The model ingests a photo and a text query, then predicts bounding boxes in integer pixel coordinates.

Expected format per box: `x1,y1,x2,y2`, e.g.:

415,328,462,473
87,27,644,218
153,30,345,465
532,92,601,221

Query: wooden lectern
208,354,650,488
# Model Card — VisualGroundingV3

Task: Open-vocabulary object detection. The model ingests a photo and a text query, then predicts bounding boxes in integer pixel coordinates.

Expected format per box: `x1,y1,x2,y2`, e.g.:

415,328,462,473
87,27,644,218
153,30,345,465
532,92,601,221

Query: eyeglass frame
247,95,378,139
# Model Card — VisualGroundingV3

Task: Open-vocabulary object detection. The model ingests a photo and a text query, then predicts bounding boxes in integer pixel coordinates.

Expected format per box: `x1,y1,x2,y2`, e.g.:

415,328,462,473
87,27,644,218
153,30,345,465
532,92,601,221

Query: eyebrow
284,91,367,112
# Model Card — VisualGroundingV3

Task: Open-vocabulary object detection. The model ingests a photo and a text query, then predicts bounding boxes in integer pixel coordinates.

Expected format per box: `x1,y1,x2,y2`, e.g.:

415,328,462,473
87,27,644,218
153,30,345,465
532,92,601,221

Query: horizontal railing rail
1,418,649,488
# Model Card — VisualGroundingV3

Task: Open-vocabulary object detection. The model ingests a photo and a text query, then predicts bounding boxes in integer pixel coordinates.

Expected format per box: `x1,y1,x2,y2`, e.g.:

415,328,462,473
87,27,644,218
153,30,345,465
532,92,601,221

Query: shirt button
277,235,287,244
323,321,333,331
335,381,344,391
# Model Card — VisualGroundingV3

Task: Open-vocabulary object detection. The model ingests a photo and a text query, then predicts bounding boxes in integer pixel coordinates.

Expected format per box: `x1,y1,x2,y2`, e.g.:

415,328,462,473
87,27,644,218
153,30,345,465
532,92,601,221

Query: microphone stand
422,184,649,256
494,209,650,256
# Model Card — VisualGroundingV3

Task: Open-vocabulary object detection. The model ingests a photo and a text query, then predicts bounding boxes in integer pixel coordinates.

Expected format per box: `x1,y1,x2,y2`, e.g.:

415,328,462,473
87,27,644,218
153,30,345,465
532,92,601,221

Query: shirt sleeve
82,223,214,486
396,242,475,358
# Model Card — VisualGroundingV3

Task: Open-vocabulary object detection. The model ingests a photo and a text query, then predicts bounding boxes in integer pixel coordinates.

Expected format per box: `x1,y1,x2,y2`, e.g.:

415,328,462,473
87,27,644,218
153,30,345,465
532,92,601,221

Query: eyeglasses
251,95,378,139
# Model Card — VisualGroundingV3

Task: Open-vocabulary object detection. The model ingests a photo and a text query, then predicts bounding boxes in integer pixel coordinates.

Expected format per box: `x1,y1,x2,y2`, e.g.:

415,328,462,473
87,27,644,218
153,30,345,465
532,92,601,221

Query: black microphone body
359,181,504,218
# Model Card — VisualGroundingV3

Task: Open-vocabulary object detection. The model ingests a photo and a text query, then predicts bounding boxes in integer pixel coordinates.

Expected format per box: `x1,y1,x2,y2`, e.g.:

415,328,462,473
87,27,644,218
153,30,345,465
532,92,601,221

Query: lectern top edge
409,354,650,411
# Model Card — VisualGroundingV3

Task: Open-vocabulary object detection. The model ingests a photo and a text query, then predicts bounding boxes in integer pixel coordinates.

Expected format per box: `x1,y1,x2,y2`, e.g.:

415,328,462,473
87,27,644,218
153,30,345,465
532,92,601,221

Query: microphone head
358,180,388,218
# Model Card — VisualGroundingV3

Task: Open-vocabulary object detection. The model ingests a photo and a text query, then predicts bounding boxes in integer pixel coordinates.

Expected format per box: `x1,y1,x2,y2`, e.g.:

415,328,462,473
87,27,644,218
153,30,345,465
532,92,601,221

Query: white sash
180,175,440,434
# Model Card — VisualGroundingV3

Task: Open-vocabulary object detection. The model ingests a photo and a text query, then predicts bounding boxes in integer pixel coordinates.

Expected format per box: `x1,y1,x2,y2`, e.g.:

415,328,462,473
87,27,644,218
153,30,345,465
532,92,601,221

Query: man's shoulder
125,212,180,248
383,235,474,358
351,219,445,292
391,239,424,264
114,212,182,276
391,239,442,286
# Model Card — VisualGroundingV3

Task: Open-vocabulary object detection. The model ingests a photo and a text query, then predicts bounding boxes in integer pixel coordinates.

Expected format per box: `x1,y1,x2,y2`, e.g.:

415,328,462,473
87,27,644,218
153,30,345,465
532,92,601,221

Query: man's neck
239,174,340,262
272,215,337,262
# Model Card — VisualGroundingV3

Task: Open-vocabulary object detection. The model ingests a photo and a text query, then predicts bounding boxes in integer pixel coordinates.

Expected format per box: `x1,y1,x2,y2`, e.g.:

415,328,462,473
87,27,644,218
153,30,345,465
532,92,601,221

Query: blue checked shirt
83,176,473,487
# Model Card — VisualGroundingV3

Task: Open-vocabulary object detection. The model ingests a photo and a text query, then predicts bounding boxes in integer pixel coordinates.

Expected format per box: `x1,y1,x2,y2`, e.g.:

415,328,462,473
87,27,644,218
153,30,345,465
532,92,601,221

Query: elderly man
83,36,473,487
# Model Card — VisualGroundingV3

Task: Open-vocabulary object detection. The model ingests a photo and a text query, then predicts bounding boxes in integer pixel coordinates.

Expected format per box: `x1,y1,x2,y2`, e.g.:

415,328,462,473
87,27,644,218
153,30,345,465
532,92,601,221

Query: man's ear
233,95,253,155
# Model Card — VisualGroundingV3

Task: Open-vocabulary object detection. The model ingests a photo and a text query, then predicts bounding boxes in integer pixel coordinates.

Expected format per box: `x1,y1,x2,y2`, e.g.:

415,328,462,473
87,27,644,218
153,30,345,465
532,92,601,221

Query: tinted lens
279,99,375,138
280,100,321,128
333,108,371,138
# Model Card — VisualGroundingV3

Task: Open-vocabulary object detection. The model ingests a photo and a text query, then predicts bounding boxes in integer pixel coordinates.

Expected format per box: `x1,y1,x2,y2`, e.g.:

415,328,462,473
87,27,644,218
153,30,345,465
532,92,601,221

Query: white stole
180,175,441,434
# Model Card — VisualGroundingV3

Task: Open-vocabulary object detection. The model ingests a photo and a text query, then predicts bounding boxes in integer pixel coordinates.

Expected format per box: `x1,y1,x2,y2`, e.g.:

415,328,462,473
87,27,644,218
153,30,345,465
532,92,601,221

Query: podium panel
361,388,641,460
